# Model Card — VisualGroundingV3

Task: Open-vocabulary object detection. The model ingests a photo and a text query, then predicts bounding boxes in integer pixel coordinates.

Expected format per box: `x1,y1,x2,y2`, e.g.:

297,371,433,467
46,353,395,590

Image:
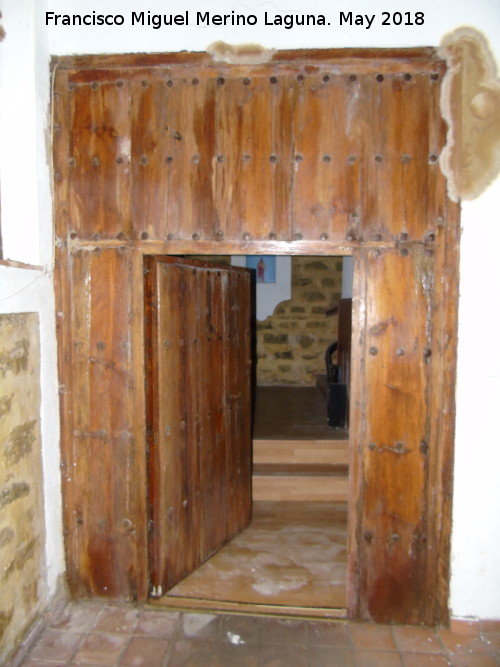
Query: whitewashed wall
0,0,63,599
1,0,499,619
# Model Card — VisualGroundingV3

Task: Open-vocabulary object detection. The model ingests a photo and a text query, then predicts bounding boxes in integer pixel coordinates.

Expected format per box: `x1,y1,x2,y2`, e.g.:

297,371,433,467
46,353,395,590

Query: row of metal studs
69,153,440,167
69,71,441,91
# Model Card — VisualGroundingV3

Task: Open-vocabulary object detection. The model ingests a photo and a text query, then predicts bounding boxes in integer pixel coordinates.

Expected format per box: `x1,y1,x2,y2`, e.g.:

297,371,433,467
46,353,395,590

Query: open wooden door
144,256,253,597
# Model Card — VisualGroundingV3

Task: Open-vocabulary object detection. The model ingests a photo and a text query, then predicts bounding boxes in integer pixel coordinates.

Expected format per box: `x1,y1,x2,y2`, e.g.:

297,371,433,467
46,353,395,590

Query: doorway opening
146,253,354,617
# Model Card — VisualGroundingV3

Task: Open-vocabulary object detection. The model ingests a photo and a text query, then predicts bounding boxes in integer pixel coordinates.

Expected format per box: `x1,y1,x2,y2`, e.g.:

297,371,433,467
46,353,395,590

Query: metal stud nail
369,346,378,356
320,233,329,241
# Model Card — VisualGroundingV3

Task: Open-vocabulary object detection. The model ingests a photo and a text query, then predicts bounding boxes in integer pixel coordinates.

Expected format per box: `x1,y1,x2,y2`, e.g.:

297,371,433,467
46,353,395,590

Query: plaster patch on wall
0,313,46,664
439,27,500,201
207,41,275,64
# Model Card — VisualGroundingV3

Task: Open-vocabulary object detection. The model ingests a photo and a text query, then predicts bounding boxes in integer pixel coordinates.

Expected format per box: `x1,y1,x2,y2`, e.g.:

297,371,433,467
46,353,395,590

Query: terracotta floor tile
259,643,309,666
119,636,169,666
94,605,140,634
176,612,221,641
72,632,129,665
350,623,397,651
449,653,500,666
219,614,262,645
29,629,83,662
165,639,224,666
438,628,492,654
259,617,307,645
51,602,104,633
402,654,452,666
307,620,351,647
207,643,260,666
480,631,500,651
480,620,500,633
449,619,481,636
392,626,443,653
134,609,180,638
354,649,403,666
306,646,355,666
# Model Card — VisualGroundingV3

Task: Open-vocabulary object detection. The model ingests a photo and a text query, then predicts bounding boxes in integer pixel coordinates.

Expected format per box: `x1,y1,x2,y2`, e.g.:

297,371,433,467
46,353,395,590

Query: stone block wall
256,257,342,386
0,313,46,664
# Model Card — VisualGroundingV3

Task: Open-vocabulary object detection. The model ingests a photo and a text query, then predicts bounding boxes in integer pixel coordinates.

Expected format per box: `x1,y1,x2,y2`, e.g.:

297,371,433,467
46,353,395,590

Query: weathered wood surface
55,246,147,599
53,49,459,624
144,256,252,594
53,56,447,246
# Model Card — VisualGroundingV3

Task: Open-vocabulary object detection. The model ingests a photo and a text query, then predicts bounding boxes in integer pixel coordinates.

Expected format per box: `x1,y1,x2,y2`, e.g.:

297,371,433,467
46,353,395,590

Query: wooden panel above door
52,50,447,248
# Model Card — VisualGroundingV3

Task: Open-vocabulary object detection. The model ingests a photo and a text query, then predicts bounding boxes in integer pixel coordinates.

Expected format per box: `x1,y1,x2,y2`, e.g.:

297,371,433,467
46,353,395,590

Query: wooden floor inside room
165,501,348,611
253,386,348,441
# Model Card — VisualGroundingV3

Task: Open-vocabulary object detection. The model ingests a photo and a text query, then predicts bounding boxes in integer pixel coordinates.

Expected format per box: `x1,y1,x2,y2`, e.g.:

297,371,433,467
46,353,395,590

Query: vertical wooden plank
271,71,294,240
163,76,217,240
59,247,147,600
130,78,169,240
396,73,432,241
291,73,339,241
53,70,71,238
350,247,434,624
66,80,132,239
425,197,461,624
216,73,277,240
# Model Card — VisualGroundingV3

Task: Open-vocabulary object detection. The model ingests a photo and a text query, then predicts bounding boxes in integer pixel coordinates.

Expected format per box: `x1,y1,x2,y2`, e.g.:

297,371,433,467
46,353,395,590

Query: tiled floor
12,600,500,667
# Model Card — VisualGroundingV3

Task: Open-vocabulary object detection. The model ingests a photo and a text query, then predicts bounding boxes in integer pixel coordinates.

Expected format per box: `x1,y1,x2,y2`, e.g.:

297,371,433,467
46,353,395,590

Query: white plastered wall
2,0,498,619
0,0,64,599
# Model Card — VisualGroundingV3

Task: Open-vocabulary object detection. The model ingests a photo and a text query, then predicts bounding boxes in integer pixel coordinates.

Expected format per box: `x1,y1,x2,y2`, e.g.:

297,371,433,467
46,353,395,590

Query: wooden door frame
52,48,459,625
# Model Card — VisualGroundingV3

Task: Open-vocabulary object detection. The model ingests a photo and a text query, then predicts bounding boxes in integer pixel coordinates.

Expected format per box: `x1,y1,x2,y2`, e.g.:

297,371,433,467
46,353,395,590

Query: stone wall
256,257,342,386
0,313,46,664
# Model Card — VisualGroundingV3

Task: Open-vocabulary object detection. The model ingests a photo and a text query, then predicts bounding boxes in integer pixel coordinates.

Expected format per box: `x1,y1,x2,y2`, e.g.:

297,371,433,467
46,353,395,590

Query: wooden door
144,256,252,595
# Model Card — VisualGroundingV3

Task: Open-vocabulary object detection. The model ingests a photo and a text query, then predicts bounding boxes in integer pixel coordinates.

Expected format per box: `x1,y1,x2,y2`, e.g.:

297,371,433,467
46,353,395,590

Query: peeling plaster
207,41,275,64
439,27,500,201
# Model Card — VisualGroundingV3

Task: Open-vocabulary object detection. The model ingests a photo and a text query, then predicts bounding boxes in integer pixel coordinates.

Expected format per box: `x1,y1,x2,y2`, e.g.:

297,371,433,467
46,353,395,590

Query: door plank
145,257,252,593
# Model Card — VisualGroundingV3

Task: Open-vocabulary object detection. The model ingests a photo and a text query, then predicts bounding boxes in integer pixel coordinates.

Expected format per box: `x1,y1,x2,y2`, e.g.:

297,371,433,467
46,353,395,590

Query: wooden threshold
253,439,349,466
253,474,349,502
151,595,347,620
